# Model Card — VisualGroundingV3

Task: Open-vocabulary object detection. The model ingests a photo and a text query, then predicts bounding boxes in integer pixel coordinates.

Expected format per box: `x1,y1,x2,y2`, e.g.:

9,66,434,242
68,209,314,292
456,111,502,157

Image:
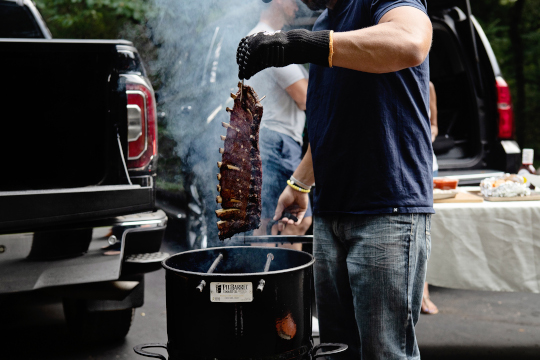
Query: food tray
471,191,540,202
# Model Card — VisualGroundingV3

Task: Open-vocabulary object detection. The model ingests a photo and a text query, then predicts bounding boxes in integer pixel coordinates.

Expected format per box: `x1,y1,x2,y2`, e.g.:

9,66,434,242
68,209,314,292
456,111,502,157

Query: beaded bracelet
287,179,311,193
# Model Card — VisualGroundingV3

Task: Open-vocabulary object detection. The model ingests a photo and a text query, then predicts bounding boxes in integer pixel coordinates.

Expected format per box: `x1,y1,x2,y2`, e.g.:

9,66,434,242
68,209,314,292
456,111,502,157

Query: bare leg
421,282,439,314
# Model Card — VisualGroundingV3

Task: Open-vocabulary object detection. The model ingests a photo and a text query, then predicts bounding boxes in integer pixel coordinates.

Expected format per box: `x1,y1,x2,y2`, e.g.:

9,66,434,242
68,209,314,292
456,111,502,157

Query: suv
0,0,168,342
429,0,520,184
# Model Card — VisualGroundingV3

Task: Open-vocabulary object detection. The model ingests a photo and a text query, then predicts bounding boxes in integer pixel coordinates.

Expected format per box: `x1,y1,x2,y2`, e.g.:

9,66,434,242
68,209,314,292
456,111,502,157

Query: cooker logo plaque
210,282,253,302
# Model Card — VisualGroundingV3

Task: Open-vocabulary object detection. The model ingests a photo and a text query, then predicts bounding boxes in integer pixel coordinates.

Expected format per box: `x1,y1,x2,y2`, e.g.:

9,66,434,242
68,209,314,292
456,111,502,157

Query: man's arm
332,6,433,73
429,81,438,142
285,78,308,111
237,5,432,79
273,144,314,225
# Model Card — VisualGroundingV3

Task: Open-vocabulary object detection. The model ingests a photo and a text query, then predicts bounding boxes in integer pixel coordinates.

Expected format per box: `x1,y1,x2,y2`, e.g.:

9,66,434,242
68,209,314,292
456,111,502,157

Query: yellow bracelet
328,30,334,68
287,179,311,193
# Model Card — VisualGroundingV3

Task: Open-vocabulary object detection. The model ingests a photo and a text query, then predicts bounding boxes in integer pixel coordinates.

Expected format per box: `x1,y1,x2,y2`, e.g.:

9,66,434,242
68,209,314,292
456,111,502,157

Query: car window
0,2,43,38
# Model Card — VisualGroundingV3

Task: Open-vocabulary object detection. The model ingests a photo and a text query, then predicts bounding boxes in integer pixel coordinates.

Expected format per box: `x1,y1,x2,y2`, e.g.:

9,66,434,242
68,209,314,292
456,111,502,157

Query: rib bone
215,209,240,216
222,122,238,131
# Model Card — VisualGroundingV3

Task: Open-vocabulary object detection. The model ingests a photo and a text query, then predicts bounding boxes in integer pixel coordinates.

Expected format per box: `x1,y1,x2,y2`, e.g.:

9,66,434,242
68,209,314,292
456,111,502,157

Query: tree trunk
509,0,526,146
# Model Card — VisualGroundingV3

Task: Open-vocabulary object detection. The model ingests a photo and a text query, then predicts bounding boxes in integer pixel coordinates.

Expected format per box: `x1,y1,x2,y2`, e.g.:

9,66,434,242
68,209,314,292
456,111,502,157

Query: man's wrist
286,29,332,67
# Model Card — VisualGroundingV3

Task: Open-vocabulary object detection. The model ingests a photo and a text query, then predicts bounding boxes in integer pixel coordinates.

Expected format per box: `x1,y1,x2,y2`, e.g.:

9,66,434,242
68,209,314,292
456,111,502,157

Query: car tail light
126,83,157,170
496,76,515,139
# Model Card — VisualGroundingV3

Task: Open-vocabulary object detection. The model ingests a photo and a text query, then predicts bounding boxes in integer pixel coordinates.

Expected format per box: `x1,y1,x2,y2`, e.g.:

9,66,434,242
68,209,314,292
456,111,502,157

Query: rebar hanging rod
257,253,274,292
196,253,224,292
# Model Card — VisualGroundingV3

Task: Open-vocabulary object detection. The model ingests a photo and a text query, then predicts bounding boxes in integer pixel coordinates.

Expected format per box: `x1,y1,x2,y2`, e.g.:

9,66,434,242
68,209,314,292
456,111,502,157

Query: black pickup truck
0,0,168,342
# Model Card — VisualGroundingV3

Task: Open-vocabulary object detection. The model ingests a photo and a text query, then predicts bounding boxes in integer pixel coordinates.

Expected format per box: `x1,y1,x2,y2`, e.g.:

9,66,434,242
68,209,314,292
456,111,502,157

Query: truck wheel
62,299,134,343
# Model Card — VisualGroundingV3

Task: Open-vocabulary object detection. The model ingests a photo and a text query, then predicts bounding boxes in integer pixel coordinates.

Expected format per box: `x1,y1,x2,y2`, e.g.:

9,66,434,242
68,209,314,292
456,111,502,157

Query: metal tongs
266,212,299,235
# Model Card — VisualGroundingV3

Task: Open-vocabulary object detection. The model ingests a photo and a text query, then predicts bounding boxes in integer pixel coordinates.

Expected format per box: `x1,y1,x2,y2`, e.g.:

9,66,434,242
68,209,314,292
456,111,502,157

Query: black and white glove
236,29,331,80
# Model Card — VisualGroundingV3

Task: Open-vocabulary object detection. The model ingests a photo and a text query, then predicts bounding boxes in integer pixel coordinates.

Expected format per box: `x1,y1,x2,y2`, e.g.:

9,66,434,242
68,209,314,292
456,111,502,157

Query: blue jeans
259,128,312,219
313,214,431,360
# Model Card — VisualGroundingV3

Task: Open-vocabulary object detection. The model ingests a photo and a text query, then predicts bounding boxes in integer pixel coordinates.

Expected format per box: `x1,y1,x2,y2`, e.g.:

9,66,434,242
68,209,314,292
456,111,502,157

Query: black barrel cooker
134,245,346,359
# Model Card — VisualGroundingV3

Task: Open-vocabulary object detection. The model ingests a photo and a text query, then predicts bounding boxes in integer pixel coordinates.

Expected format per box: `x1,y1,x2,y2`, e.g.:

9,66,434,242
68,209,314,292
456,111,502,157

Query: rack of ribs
216,82,263,240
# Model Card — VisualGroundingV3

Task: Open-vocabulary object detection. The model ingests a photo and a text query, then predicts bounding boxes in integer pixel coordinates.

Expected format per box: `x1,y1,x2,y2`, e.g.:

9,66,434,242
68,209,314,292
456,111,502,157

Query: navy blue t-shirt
308,0,434,215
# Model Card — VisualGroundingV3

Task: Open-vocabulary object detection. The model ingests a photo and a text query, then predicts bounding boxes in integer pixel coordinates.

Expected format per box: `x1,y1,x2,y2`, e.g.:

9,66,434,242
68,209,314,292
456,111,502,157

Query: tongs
266,212,299,235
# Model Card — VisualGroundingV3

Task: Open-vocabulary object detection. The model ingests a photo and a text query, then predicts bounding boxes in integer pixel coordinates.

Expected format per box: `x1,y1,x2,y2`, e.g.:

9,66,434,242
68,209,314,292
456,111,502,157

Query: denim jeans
259,128,312,219
313,213,431,360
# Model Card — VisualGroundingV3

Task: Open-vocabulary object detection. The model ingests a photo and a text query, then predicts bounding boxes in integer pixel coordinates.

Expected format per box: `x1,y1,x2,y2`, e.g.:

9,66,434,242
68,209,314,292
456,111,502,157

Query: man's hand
236,29,330,80
273,185,310,230
431,125,438,143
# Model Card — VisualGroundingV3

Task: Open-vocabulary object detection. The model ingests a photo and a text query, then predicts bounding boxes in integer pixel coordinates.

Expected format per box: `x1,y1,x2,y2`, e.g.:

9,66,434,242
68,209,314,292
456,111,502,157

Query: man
247,0,313,241
237,0,433,359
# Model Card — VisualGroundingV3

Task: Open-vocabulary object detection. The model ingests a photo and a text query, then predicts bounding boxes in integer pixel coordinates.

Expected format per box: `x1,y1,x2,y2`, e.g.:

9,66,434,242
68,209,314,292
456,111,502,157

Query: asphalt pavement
2,239,540,360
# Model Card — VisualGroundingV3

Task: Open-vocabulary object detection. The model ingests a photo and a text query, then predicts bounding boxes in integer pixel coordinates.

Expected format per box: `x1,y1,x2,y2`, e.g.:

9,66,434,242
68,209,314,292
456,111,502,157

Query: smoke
149,0,262,151
147,0,317,246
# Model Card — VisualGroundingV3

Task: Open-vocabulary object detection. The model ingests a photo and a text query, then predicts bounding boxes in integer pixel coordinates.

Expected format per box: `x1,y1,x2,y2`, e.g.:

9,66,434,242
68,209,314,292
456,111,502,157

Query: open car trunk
429,2,480,169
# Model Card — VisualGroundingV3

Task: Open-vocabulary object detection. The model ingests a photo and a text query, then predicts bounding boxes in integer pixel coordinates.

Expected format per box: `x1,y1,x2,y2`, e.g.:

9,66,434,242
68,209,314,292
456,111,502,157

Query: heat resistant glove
236,29,331,80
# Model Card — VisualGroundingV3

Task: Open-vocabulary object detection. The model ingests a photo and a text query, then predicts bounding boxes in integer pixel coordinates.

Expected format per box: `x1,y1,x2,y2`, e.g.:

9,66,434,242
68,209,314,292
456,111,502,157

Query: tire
62,298,135,343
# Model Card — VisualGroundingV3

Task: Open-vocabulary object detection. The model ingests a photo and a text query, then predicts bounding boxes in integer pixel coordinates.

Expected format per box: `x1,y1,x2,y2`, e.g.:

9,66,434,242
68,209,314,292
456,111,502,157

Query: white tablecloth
427,197,540,293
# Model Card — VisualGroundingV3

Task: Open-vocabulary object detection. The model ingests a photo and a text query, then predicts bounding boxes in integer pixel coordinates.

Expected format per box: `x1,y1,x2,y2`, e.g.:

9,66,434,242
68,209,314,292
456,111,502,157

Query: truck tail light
496,76,515,139
126,83,157,170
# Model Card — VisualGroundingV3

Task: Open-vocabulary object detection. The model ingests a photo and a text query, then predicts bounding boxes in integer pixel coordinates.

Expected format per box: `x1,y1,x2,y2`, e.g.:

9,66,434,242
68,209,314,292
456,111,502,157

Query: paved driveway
2,242,540,359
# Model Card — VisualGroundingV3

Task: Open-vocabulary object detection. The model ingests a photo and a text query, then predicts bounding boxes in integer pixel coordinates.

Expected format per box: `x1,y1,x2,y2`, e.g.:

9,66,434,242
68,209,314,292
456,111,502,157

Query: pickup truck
0,0,168,342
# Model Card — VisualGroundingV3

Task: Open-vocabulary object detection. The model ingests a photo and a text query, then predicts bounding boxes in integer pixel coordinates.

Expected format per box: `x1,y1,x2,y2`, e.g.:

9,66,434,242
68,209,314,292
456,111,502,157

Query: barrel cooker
134,246,346,359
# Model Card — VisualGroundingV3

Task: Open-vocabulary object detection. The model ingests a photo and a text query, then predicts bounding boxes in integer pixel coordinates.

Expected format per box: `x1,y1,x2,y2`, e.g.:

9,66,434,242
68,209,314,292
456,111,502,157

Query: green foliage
35,0,151,39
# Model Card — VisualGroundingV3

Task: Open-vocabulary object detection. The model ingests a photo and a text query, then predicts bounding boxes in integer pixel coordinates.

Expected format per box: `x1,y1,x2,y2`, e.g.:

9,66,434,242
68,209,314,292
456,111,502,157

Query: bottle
518,148,536,176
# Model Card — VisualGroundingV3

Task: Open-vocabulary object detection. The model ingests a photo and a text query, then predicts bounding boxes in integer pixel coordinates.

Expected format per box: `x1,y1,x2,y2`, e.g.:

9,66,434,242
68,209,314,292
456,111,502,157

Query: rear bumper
0,210,167,294
0,184,154,233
